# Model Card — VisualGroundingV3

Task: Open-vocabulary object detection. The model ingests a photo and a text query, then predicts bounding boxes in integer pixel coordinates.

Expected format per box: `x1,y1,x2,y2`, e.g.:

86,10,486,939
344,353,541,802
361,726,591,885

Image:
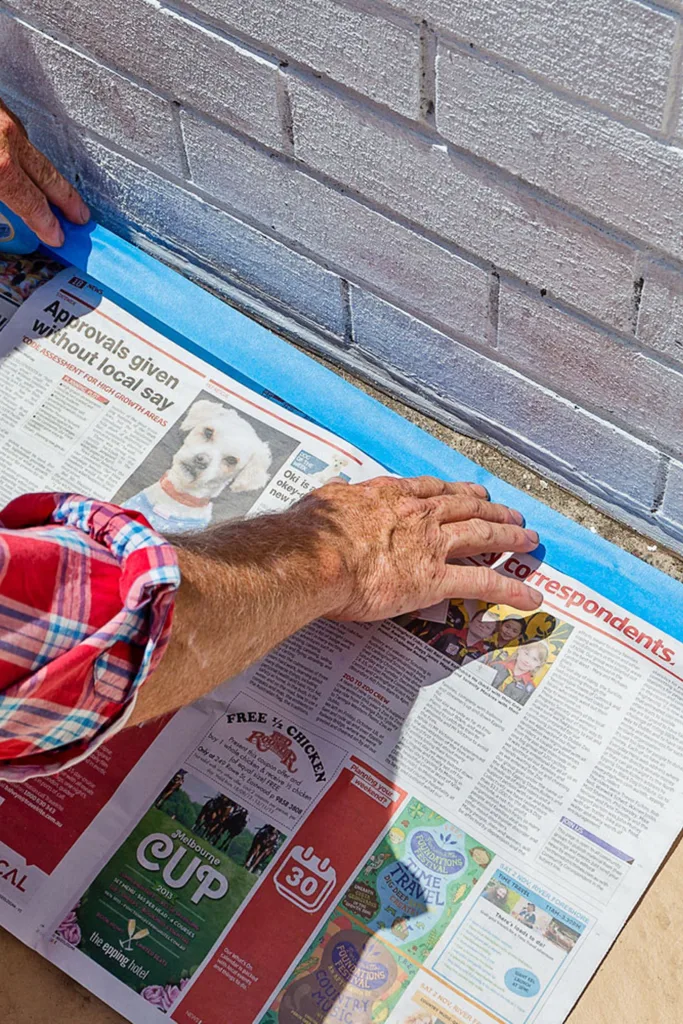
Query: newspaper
0,251,65,331
0,257,682,1024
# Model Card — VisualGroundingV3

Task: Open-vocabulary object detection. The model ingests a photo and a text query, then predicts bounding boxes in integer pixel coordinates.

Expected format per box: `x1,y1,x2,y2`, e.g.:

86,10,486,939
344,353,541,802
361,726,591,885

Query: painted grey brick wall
382,0,678,128
0,0,681,547
662,462,683,542
177,0,422,116
287,80,637,330
180,111,492,341
350,288,664,511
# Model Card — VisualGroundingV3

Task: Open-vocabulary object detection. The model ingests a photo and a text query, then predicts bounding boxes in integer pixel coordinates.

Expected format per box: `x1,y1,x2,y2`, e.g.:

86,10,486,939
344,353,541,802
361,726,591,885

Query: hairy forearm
128,501,344,724
128,477,541,726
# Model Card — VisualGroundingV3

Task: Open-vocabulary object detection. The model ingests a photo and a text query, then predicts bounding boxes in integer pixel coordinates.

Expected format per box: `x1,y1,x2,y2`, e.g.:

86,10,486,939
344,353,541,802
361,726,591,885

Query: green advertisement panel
57,770,284,1012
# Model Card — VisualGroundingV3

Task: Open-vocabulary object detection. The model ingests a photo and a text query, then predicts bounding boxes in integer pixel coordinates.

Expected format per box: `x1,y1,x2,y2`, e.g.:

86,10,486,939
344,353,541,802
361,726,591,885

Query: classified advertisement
0,257,682,1024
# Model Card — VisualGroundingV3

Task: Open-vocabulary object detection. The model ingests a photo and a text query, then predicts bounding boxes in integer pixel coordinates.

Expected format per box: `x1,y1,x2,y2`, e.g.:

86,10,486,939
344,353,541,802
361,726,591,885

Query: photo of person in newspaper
116,390,299,532
485,640,550,705
480,877,581,954
483,881,513,911
401,604,530,663
481,607,573,706
401,599,572,705
425,606,498,663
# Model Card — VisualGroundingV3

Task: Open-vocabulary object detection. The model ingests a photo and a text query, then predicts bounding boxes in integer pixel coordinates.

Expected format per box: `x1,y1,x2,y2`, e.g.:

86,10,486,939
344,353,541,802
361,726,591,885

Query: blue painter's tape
45,218,683,642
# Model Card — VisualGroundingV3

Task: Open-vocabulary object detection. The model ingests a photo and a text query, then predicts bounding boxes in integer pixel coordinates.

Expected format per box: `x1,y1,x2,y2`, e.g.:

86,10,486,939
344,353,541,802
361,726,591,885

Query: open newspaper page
0,258,682,1024
0,261,384,938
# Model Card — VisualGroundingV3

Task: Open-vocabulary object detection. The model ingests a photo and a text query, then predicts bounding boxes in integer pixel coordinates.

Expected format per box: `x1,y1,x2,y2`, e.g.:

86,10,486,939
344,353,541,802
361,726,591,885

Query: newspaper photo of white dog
307,453,349,487
116,394,299,533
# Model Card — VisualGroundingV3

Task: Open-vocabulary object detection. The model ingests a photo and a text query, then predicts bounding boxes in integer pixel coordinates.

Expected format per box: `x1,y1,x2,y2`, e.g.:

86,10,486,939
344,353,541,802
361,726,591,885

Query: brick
0,14,183,174
0,86,74,182
350,287,662,508
383,0,675,128
498,285,683,452
181,111,491,341
73,137,347,337
660,461,683,535
289,79,636,330
2,0,283,148
436,47,683,262
181,0,420,117
638,265,683,368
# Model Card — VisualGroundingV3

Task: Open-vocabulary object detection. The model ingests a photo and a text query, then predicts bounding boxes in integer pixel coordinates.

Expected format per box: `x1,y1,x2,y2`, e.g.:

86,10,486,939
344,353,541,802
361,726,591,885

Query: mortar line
652,458,671,513
4,1,683,277
170,101,192,179
418,19,436,125
662,19,683,137
487,268,500,348
629,274,645,336
276,70,295,155
340,279,354,347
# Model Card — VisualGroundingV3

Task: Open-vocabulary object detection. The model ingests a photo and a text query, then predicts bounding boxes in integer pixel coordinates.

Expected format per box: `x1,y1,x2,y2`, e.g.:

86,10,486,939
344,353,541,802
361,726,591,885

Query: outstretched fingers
443,518,539,558
365,475,489,500
439,564,542,611
431,494,523,525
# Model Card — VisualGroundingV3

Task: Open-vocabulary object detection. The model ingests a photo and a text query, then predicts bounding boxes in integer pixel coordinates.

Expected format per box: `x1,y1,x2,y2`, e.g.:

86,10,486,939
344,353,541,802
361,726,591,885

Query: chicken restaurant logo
247,729,298,774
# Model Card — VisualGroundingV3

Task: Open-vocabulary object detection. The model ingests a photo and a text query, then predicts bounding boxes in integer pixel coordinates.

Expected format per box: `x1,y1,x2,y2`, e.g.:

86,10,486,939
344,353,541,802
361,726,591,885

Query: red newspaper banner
173,758,407,1024
0,717,170,875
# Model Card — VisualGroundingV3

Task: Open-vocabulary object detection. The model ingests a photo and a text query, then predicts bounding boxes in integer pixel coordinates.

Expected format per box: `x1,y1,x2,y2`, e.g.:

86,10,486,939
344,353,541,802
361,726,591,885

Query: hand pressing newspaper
0,255,682,1024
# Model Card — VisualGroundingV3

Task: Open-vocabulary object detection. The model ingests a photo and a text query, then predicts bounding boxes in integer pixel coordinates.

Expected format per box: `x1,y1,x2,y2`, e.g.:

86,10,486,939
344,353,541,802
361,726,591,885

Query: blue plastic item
41,215,683,642
0,202,39,254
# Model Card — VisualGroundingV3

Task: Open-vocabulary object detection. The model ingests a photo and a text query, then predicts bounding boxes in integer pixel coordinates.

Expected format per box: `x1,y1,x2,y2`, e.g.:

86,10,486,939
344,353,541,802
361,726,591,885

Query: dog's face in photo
168,399,273,499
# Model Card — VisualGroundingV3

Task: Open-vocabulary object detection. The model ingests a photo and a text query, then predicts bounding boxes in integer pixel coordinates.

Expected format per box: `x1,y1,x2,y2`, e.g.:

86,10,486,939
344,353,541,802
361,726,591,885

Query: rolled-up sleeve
0,493,180,782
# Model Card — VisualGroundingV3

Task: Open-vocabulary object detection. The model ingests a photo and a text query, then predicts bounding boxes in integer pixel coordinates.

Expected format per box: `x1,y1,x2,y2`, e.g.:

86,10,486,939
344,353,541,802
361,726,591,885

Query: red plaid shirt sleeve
0,493,180,782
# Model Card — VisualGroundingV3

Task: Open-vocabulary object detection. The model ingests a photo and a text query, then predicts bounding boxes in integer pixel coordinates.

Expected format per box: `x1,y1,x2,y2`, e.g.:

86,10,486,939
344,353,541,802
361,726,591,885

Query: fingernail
78,201,90,224
54,226,65,247
510,509,525,525
525,529,539,545
533,589,543,607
